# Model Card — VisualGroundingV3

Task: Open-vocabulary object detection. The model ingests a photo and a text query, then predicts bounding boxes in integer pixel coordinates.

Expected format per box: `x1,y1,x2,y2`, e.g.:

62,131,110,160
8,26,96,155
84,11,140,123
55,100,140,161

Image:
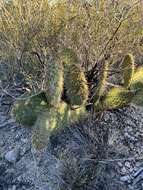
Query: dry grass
0,0,142,90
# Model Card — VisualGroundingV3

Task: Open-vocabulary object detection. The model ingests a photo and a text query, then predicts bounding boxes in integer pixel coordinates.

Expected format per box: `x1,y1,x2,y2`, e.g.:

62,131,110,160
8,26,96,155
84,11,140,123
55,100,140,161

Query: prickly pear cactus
11,92,48,127
122,53,135,87
64,64,89,106
130,67,143,106
45,57,64,106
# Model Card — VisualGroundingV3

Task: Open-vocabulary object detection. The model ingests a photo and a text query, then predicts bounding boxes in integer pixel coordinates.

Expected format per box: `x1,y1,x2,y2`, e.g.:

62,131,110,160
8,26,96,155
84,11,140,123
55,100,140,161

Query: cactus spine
122,53,135,87
11,92,48,127
45,57,64,106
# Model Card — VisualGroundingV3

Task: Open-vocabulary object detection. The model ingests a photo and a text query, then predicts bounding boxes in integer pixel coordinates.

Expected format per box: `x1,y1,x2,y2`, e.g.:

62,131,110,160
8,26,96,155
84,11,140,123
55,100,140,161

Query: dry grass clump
0,0,142,90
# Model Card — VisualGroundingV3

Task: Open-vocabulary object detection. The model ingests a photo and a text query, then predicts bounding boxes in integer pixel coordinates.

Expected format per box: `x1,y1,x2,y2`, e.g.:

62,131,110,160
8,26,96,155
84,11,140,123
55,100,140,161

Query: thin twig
83,156,143,164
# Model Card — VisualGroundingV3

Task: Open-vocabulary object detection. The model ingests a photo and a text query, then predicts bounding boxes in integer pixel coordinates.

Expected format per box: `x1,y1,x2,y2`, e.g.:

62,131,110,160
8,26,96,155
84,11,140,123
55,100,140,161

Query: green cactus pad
104,87,133,109
122,53,135,87
130,67,143,106
32,102,86,150
45,58,64,106
32,108,57,150
64,64,89,106
130,67,143,91
94,87,133,112
11,92,48,127
54,101,71,129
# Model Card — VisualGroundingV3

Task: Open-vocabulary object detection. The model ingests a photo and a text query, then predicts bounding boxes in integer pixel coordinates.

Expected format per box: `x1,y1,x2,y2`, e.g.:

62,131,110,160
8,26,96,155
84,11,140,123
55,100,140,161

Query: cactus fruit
94,87,133,112
93,60,108,104
130,67,143,106
64,64,89,106
45,57,64,106
122,53,135,87
11,92,48,127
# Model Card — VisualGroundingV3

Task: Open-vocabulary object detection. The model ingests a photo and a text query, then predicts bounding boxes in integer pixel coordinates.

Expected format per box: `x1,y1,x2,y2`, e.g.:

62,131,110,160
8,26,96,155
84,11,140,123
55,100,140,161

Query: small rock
12,185,16,190
21,138,28,143
121,166,127,175
5,148,20,163
120,175,130,182
0,140,5,147
125,161,131,168
20,145,31,156
117,162,123,167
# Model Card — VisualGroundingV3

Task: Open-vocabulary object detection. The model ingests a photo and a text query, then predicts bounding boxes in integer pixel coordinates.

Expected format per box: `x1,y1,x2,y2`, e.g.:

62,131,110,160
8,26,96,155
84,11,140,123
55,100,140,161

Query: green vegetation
122,54,135,87
11,92,48,127
64,63,89,106
0,0,143,150
99,87,133,111
32,102,86,150
45,57,64,106
130,68,143,106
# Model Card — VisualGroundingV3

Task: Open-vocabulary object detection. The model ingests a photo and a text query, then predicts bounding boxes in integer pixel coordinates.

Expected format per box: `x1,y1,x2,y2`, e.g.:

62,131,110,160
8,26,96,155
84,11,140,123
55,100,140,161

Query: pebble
117,162,123,167
120,175,130,182
0,140,5,147
5,148,20,163
12,185,16,190
125,161,131,168
20,145,31,156
121,166,127,175
21,138,28,143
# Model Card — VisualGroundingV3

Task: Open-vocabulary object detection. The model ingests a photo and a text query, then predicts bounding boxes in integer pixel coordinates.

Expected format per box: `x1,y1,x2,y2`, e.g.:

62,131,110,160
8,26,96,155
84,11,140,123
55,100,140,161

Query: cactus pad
11,92,48,127
64,64,89,106
130,67,143,106
32,108,57,150
122,53,135,87
94,87,133,112
32,102,86,150
104,87,133,109
45,58,64,106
